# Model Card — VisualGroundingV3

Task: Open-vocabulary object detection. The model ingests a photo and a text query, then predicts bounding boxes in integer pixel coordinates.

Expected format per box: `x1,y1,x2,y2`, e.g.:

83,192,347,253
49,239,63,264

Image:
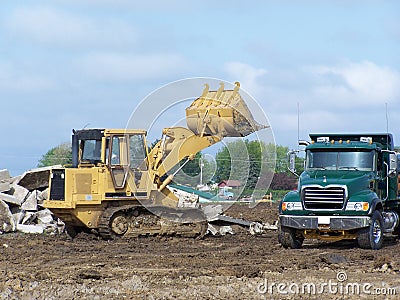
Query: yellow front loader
43,82,266,238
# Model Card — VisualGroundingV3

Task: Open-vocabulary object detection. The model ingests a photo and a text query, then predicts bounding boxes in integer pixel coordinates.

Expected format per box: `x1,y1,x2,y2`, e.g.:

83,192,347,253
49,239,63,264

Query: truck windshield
306,150,375,171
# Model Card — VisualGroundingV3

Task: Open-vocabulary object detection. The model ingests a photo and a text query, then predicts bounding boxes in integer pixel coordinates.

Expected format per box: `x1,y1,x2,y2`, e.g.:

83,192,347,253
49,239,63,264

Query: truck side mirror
288,151,297,174
388,153,397,178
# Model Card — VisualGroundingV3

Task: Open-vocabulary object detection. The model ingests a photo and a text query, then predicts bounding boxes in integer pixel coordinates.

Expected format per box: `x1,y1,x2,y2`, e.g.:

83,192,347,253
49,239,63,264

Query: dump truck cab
279,134,400,249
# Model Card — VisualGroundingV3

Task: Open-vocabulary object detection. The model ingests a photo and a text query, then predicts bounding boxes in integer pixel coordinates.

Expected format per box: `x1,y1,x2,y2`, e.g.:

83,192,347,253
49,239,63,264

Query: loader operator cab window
111,136,121,165
81,139,102,164
129,135,147,170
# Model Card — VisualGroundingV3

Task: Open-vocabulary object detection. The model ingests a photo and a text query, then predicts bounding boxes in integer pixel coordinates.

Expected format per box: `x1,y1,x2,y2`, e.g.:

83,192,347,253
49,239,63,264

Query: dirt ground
1,202,400,299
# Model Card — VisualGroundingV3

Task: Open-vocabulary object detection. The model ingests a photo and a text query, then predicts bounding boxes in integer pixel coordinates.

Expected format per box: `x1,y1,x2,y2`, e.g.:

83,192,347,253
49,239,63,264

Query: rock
0,169,10,181
16,165,61,191
16,224,44,234
10,206,25,224
202,205,224,221
249,222,264,235
0,182,10,193
207,224,219,235
38,188,49,201
36,209,54,224
0,192,22,206
0,199,16,233
320,253,350,265
21,191,38,211
207,224,234,236
6,175,21,185
219,226,234,235
21,212,36,225
10,184,29,204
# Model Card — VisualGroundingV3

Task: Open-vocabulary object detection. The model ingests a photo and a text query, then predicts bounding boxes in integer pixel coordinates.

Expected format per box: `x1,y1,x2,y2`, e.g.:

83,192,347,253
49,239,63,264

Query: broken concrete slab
10,206,25,224
10,184,29,203
21,191,38,211
262,221,278,230
207,224,234,236
36,209,54,224
211,214,251,226
38,188,49,201
0,192,22,206
249,221,278,235
6,175,21,185
0,169,10,181
16,224,44,234
202,205,224,221
249,222,264,235
21,212,36,225
12,211,25,225
16,165,62,191
0,182,11,193
219,226,234,236
207,224,219,235
0,199,16,233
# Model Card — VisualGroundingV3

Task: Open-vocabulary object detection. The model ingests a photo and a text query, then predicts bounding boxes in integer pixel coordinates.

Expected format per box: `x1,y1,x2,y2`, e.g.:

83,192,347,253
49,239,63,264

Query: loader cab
105,132,149,189
72,129,105,167
72,129,149,190
106,134,148,170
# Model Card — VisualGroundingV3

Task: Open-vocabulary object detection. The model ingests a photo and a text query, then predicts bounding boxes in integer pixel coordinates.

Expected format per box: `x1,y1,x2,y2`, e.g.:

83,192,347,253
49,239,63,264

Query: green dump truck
278,134,400,250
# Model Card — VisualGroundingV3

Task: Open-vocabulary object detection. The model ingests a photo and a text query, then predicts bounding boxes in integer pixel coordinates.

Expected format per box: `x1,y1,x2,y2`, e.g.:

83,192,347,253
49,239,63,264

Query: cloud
0,61,55,93
221,60,400,149
77,53,188,81
224,62,267,95
4,6,138,49
310,61,400,107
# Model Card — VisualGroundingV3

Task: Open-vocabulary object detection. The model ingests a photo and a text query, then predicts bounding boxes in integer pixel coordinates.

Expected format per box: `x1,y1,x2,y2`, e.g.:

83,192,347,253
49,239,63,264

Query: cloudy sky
1,0,399,175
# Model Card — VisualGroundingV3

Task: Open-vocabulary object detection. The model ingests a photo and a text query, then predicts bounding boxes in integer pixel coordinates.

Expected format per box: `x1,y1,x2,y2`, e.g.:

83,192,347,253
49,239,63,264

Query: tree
38,142,72,167
214,140,275,190
172,152,216,187
214,140,303,191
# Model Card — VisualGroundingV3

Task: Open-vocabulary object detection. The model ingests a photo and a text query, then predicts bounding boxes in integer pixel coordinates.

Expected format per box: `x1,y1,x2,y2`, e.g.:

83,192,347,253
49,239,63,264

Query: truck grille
302,185,346,210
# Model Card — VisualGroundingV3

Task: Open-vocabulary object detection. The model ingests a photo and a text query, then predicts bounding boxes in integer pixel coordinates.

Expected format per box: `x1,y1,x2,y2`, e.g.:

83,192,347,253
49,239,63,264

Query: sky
0,0,399,176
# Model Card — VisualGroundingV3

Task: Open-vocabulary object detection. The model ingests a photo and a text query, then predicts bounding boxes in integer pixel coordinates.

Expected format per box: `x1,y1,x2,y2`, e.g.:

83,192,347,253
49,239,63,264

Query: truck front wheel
357,210,384,250
278,224,304,249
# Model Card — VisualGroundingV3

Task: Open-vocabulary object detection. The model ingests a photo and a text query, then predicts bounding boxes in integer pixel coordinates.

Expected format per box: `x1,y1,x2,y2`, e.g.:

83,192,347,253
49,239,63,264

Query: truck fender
369,198,383,215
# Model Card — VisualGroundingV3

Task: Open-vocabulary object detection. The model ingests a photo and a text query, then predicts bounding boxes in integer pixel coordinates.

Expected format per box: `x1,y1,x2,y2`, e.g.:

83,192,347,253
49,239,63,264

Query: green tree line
38,140,303,192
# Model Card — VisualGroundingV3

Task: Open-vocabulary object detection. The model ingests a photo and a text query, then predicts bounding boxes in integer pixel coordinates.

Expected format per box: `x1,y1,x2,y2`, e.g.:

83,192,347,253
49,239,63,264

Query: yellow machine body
43,82,266,237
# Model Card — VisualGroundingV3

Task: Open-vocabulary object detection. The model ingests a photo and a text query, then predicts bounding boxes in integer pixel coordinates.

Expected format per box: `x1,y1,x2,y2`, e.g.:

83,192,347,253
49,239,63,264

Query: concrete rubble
204,204,278,236
0,167,64,235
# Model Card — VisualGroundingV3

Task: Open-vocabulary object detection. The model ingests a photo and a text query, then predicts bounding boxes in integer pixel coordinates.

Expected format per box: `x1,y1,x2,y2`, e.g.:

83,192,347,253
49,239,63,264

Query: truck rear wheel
278,224,304,249
357,210,384,250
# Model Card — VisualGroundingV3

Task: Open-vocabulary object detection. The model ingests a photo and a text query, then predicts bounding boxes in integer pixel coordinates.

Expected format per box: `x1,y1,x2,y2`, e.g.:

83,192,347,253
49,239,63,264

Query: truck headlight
346,202,369,211
282,202,302,211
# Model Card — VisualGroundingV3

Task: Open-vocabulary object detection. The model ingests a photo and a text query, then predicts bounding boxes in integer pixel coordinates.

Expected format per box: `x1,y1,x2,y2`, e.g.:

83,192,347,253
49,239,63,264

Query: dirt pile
1,202,398,299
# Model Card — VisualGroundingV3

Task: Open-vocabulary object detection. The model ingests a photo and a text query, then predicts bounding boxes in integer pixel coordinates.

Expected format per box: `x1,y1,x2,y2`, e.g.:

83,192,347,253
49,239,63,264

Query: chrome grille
302,186,346,210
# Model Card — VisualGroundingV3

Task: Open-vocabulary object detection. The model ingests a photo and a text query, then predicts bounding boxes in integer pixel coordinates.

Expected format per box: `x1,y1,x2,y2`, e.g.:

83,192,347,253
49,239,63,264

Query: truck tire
357,210,384,250
278,224,304,249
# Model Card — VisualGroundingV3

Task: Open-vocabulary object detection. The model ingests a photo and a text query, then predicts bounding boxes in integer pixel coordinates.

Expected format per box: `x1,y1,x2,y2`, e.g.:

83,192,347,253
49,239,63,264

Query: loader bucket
186,82,267,137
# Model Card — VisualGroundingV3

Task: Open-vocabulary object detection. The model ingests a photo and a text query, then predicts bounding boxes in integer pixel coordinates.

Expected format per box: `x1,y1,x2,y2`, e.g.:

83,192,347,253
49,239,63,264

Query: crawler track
98,205,208,239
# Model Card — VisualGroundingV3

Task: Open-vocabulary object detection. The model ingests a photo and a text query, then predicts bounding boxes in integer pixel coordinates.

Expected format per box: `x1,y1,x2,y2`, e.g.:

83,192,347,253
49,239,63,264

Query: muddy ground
1,202,399,299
